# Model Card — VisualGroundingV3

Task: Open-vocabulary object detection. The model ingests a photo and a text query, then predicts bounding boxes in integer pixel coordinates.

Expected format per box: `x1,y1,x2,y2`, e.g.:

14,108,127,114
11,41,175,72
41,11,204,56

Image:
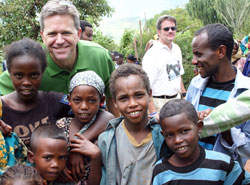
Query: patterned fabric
69,70,105,95
0,100,28,175
0,131,28,175
56,117,91,185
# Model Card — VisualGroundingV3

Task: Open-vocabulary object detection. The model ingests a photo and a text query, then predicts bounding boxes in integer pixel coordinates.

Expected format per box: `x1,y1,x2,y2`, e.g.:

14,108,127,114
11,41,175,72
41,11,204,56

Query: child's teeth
177,147,187,151
130,111,140,115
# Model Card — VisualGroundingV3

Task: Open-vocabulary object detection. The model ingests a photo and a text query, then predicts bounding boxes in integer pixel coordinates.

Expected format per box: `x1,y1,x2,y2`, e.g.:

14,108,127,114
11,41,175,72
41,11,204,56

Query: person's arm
106,97,120,118
68,110,113,181
70,133,102,185
200,89,250,138
180,77,186,97
82,109,114,141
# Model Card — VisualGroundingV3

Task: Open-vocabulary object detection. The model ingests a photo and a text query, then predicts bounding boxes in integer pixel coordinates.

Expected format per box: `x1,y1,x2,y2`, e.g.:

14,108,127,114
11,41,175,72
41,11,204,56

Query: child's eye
73,98,80,103
14,73,23,79
163,133,173,138
118,96,127,102
31,73,40,79
43,156,51,160
181,129,190,134
59,155,68,160
88,98,97,103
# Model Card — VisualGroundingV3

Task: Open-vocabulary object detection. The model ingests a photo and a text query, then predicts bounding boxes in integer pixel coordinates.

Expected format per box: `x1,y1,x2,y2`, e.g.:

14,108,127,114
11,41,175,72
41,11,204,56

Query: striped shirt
152,147,250,185
198,78,235,149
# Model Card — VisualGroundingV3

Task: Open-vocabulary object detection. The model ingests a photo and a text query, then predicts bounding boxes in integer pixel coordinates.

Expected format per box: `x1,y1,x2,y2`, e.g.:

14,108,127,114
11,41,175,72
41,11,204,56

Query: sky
98,0,189,41
105,0,189,20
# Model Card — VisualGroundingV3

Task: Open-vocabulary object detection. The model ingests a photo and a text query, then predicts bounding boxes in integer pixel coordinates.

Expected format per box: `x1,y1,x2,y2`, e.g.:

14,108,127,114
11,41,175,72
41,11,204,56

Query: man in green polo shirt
0,0,119,117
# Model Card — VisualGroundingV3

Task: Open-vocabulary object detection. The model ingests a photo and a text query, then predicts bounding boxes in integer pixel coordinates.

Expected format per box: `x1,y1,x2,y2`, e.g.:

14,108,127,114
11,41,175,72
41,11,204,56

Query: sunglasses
163,27,176,31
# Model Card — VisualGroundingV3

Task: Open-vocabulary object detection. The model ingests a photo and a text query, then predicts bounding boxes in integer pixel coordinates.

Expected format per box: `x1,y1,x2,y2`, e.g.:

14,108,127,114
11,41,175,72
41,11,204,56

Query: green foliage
93,31,118,52
186,0,221,25
0,0,113,48
186,0,250,37
118,29,135,58
214,0,250,34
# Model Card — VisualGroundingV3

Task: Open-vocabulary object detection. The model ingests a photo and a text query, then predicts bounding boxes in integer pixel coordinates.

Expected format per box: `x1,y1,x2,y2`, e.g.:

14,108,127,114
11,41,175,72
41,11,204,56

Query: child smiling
98,64,169,185
152,99,250,184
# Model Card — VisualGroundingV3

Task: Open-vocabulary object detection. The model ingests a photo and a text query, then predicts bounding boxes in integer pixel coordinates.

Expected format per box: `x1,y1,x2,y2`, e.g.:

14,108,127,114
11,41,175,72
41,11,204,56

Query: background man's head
192,24,234,78
39,0,81,68
80,20,93,41
156,15,177,47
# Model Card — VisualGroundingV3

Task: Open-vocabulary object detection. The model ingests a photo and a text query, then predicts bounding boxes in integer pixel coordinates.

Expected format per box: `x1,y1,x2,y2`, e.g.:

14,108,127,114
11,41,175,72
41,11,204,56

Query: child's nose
128,98,137,107
50,159,59,168
174,135,183,144
80,101,88,110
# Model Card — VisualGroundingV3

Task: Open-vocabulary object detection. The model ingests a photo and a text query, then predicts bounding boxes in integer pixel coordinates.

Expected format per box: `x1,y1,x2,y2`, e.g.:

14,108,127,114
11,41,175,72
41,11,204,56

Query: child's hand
70,133,101,159
57,166,73,182
68,152,85,182
197,108,212,120
148,112,159,122
0,120,12,136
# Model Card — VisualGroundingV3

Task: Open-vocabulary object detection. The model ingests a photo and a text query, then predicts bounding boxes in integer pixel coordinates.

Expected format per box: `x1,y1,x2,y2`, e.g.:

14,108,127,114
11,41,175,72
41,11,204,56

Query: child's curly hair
1,164,43,185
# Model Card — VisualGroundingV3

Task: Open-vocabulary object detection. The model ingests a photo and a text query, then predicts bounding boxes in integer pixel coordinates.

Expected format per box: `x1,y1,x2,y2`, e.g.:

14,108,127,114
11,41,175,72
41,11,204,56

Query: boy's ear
197,120,204,134
101,96,105,105
112,98,118,109
67,94,71,105
28,150,35,164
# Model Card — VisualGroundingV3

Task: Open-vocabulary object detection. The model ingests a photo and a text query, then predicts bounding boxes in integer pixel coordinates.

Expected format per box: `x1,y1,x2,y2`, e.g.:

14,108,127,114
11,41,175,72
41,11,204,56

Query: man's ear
216,45,227,59
197,120,204,135
149,89,152,98
28,150,35,164
40,32,45,43
77,27,82,39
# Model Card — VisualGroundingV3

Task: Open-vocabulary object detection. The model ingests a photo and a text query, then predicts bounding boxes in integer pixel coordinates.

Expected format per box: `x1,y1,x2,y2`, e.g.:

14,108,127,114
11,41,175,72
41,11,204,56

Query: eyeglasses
162,27,176,31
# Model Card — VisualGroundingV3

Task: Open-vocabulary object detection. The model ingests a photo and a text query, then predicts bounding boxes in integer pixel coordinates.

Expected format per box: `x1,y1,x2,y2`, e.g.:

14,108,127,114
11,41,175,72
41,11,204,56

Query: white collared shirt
142,41,184,96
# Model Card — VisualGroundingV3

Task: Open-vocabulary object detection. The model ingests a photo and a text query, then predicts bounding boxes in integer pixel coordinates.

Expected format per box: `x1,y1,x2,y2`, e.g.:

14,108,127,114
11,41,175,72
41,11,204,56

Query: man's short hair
80,20,93,32
30,124,66,153
160,99,198,124
40,0,80,31
195,23,234,60
156,15,176,30
109,63,150,98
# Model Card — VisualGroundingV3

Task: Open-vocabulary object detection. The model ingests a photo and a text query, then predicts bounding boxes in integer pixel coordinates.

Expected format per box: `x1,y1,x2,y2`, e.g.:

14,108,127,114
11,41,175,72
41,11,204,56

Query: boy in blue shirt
152,99,250,185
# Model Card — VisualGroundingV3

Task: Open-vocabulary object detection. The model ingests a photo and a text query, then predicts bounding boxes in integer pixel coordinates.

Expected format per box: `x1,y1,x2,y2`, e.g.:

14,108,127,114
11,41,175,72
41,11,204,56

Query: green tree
186,0,221,25
0,0,113,47
214,0,250,34
93,30,118,52
119,29,135,58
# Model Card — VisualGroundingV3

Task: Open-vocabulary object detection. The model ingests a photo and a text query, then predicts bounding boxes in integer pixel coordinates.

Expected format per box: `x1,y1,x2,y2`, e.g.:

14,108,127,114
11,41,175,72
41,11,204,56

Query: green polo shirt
0,41,114,97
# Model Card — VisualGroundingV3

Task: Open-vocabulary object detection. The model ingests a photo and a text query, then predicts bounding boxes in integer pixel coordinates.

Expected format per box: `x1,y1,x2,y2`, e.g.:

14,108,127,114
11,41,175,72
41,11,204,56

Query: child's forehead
35,137,67,149
161,112,195,125
115,75,144,87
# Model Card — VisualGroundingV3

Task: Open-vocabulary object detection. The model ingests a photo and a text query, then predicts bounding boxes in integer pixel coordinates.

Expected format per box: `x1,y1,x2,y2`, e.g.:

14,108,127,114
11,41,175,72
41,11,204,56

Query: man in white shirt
142,15,186,115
